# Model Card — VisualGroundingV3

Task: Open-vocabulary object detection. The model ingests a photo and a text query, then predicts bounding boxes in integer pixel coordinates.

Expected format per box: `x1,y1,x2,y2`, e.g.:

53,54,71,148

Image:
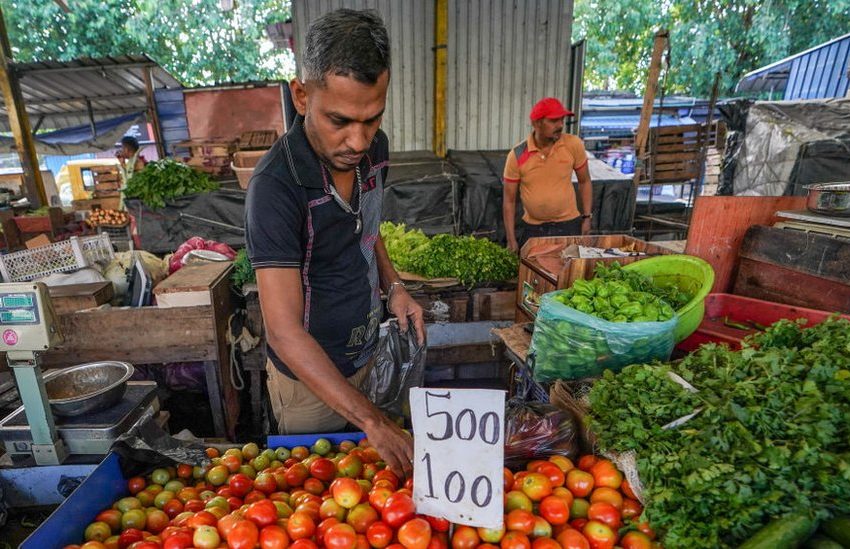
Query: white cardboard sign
410,388,505,529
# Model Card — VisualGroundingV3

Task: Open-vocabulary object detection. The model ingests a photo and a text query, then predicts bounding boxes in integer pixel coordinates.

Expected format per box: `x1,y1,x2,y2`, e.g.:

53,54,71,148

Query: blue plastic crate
22,453,128,549
267,431,365,449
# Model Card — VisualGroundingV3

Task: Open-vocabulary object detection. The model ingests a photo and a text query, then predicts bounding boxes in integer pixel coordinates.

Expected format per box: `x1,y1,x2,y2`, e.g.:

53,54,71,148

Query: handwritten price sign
410,388,505,529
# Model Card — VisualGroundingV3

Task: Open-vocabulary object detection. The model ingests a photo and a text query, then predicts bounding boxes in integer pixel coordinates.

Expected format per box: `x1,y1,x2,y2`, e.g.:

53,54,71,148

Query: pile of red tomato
62,439,659,549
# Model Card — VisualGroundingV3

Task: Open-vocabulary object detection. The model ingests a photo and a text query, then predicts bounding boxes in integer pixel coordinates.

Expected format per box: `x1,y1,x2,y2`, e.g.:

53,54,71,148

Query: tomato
373,470,399,490
338,454,364,478
247,499,280,527
587,502,621,530
570,519,588,531
520,473,552,502
193,525,221,549
229,519,261,549
381,492,416,528
325,523,358,549
531,516,552,539
229,474,253,497
285,463,310,488
84,522,112,542
531,538,561,549
256,472,281,495
177,463,193,479
127,477,146,495
184,499,205,513
397,518,432,549
145,509,169,534
95,510,122,534
503,468,515,492
505,509,535,535
206,464,229,486
332,478,364,509
287,511,317,540
366,520,394,549
539,495,570,526
570,498,590,520
290,539,319,549
355,534,371,549
566,470,594,498
620,479,638,500
217,512,242,540
296,499,321,521
477,525,506,544
588,460,623,491
552,487,574,508
346,502,379,534
577,456,598,472
630,520,656,540
118,528,144,549
368,486,394,511
80,543,106,549
129,542,159,549
116,497,142,513
310,458,337,482
548,456,575,474
512,471,529,488
500,531,531,549
259,525,291,549
321,498,348,521
534,463,566,489
424,516,450,533
621,499,642,520
589,488,623,512
620,531,652,549
555,529,590,549
505,490,533,513
176,487,199,503
317,518,342,545
163,530,193,549
581,520,616,549
223,454,242,473
246,490,269,504
451,526,480,549
428,532,449,549
120,509,146,531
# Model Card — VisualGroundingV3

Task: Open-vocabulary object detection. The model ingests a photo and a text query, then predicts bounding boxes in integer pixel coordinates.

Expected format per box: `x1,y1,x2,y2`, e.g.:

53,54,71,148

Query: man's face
533,116,565,143
291,71,389,173
120,144,133,158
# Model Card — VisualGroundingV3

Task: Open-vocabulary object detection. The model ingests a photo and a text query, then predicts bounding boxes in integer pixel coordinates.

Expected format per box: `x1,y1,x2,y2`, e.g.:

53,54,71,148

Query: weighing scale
0,282,158,465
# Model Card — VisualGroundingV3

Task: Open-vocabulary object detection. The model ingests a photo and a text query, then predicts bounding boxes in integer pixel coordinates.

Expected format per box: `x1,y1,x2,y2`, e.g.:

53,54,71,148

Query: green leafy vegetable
124,159,219,208
231,249,255,289
380,222,518,286
552,279,675,323
588,317,850,549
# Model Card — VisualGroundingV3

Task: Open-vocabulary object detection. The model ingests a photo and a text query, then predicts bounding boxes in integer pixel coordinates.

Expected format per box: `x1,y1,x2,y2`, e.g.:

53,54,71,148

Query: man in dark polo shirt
245,9,423,476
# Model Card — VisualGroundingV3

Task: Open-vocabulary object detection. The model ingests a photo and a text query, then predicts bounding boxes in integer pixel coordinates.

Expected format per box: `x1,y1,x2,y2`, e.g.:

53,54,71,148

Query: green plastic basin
623,255,715,343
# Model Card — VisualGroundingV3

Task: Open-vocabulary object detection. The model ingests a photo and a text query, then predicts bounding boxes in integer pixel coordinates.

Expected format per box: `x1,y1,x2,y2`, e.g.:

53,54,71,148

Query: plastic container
677,293,850,352
622,255,714,343
0,234,114,282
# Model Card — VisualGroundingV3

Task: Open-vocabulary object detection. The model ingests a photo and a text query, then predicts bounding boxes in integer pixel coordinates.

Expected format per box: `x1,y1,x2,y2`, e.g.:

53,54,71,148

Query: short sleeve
245,173,305,269
568,136,589,171
503,150,520,183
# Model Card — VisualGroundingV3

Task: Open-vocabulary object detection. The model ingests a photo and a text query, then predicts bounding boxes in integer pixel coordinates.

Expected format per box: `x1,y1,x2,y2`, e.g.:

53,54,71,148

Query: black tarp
381,152,460,235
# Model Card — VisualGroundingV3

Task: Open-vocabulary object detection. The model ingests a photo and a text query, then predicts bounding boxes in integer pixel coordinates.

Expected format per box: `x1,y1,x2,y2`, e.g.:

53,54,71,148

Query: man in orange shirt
503,97,593,252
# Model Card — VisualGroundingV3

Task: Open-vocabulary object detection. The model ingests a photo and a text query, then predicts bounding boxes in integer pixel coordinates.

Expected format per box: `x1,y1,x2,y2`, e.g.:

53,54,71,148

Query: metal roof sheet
0,54,182,132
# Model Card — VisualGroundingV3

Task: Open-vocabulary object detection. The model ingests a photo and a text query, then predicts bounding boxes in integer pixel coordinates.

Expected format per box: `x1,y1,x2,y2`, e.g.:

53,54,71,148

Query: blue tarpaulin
0,111,145,155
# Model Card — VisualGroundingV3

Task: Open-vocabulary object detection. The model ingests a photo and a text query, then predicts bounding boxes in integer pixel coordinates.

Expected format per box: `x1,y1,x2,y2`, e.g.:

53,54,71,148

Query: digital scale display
0,292,40,325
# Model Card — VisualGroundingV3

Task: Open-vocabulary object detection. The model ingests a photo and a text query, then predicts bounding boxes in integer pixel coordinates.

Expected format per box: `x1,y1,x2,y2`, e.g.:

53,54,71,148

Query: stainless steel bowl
43,361,134,417
805,182,850,217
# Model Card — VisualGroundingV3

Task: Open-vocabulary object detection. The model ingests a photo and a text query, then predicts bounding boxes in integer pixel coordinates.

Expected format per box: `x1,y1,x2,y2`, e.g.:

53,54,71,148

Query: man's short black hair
121,136,139,151
302,8,390,85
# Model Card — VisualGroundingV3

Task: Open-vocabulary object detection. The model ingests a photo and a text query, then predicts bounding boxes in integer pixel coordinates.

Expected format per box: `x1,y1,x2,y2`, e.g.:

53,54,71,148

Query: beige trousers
265,359,372,434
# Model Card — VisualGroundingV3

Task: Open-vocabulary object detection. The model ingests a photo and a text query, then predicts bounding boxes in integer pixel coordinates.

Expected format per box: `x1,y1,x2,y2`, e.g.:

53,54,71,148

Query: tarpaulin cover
729,98,850,196
382,152,461,235
0,111,145,155
127,188,246,254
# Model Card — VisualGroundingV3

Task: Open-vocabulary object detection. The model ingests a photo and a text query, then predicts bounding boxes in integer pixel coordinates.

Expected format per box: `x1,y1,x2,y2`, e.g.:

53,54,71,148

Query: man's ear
290,79,308,116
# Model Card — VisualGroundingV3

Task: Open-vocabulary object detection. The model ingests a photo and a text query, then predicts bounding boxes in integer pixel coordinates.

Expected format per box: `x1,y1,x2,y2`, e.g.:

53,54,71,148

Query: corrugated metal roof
0,54,182,132
736,33,850,98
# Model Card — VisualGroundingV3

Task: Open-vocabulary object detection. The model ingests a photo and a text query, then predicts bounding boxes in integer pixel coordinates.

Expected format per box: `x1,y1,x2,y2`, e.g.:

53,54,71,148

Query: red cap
530,97,574,121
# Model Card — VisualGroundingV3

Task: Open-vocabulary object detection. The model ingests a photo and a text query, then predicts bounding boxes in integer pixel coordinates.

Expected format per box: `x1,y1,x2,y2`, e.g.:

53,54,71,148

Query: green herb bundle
380,222,518,286
124,159,219,208
588,318,850,548
594,262,691,309
231,249,255,289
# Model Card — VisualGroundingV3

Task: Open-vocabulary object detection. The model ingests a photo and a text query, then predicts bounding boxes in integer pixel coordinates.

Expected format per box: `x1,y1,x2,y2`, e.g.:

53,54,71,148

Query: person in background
245,9,424,477
502,97,593,253
117,135,146,185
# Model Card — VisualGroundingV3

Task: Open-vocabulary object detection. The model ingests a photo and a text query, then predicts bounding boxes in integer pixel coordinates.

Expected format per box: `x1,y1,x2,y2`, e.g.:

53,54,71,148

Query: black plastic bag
111,420,210,477
364,320,426,421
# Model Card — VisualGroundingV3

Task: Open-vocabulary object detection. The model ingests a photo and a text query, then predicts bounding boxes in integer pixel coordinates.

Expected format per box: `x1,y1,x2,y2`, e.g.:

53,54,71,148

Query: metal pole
142,66,166,159
432,0,448,158
0,6,47,207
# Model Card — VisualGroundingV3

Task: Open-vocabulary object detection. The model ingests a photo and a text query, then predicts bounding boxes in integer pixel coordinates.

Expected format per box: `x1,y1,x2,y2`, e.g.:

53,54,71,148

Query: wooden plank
480,291,515,321
209,263,238,439
652,123,704,135
654,144,702,153
154,261,233,295
738,225,850,284
653,152,705,162
685,196,808,292
49,281,114,315
427,342,501,366
733,258,850,313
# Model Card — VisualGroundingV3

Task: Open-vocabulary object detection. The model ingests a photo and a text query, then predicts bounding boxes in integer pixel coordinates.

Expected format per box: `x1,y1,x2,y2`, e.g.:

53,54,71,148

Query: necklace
326,165,363,234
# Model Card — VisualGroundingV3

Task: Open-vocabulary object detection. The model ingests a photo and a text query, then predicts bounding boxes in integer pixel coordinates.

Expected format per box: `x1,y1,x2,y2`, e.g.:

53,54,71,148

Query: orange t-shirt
503,133,588,225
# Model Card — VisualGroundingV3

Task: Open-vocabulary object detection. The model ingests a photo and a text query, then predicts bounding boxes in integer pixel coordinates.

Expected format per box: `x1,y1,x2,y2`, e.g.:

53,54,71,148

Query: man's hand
507,237,519,254
581,217,592,236
364,414,414,478
389,286,425,346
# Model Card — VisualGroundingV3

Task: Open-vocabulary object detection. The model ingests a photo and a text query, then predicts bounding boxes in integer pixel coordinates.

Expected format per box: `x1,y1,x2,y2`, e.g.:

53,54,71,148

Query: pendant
355,216,362,234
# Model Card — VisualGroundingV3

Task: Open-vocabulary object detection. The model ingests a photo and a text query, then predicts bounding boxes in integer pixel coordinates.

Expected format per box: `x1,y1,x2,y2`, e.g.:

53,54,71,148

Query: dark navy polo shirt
245,115,388,379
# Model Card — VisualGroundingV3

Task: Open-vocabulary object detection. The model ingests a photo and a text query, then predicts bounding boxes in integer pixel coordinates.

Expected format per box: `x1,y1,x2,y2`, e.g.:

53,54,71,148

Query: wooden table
35,263,238,439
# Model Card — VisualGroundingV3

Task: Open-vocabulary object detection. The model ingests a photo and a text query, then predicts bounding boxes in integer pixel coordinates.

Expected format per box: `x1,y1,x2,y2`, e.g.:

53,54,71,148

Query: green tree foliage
1,0,294,86
575,0,850,96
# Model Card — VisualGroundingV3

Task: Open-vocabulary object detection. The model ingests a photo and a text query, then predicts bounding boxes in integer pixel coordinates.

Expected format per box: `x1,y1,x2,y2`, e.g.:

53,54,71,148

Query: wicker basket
0,234,115,282
232,150,268,190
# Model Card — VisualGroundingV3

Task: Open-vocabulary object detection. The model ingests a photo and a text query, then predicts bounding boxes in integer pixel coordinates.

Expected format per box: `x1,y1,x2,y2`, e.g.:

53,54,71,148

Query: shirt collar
283,114,374,191
526,132,564,153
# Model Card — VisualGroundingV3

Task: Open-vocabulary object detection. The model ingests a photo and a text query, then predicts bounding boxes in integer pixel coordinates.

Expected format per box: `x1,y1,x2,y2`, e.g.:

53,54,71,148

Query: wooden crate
154,261,233,308
238,130,278,150
48,282,114,315
177,139,236,158
186,155,232,168
95,180,121,192
516,235,673,321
